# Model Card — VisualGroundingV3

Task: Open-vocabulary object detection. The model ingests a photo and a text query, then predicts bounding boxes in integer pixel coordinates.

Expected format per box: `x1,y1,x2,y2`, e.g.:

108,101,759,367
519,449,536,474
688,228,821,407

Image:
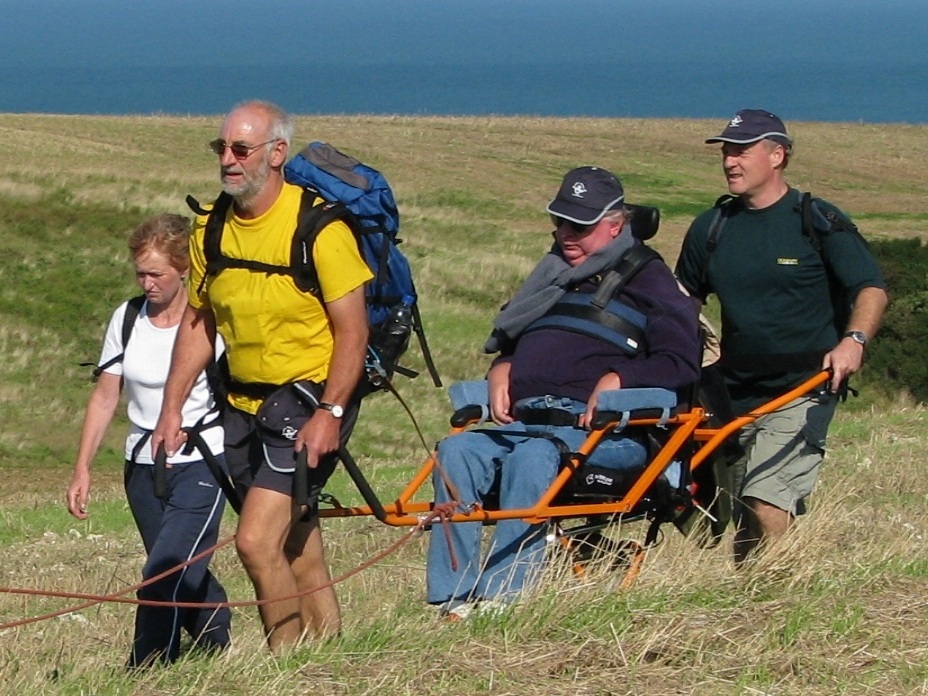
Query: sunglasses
550,214,596,235
208,138,279,159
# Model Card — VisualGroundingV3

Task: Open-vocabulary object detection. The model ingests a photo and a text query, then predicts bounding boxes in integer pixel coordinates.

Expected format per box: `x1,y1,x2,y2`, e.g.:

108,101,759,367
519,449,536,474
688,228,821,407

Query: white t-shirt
99,299,224,464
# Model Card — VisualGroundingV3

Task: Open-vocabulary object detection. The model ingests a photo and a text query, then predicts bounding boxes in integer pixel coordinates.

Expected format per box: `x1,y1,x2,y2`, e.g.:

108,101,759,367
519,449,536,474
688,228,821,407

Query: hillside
0,115,926,695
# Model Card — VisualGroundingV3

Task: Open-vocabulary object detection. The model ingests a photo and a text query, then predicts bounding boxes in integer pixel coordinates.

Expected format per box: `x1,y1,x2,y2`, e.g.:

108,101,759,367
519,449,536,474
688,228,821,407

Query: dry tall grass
3,405,927,694
0,114,926,695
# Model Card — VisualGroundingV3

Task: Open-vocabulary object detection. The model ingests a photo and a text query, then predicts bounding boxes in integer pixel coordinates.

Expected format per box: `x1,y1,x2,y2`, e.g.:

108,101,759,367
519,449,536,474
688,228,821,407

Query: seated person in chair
427,166,701,619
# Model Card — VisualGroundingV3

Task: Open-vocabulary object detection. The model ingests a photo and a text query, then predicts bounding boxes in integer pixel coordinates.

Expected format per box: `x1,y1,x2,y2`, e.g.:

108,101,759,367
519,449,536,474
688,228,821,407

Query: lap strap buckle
513,407,578,427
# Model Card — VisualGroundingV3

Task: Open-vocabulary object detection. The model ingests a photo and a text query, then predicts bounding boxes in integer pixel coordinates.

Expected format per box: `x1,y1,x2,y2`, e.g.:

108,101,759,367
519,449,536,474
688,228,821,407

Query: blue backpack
187,141,441,392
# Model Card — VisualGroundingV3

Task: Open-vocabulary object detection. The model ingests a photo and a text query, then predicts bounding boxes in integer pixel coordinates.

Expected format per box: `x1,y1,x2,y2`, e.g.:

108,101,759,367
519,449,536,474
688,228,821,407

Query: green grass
0,114,927,695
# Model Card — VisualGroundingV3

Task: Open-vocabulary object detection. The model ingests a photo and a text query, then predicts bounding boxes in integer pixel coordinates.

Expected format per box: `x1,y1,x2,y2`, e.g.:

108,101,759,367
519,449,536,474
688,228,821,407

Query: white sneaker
442,598,510,621
473,598,509,617
442,602,476,621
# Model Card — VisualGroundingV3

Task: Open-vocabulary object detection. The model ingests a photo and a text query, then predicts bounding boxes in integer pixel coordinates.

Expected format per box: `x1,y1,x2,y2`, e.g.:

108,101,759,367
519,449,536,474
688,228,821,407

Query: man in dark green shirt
675,109,887,565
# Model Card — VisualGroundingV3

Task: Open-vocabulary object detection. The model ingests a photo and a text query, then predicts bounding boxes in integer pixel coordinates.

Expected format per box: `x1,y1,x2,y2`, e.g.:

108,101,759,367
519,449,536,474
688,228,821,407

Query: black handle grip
153,445,169,499
294,449,310,511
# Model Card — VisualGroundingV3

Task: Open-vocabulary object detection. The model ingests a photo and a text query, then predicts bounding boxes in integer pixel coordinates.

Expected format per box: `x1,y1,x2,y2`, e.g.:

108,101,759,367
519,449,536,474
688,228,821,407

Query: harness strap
135,413,224,501
185,429,243,515
526,301,647,354
513,406,579,427
130,432,152,466
591,245,662,309
226,380,284,401
83,295,146,382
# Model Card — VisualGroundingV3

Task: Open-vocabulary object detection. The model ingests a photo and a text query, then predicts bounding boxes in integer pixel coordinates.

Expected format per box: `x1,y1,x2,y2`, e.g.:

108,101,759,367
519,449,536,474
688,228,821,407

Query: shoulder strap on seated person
591,244,663,309
524,244,656,356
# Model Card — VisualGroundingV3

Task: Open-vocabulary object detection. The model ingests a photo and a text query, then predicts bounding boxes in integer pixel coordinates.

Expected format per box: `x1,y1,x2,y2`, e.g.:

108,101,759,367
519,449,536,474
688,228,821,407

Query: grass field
0,114,926,695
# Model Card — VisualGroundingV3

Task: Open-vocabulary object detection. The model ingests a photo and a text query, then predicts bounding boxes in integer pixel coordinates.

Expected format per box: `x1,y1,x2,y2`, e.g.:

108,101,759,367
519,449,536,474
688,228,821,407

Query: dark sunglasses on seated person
550,214,597,235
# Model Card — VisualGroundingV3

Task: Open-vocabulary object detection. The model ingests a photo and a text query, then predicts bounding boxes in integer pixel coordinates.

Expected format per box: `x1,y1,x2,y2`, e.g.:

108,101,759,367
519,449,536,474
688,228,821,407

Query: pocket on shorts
800,393,837,451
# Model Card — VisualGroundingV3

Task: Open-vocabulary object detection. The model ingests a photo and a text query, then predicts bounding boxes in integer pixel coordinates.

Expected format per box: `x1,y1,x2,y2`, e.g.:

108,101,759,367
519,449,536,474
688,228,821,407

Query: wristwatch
843,330,868,347
318,402,344,418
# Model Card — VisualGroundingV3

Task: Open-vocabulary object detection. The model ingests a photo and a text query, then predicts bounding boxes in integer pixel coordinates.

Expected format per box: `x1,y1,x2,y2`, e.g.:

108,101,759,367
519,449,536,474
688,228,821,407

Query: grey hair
230,99,294,149
763,137,792,170
603,206,631,224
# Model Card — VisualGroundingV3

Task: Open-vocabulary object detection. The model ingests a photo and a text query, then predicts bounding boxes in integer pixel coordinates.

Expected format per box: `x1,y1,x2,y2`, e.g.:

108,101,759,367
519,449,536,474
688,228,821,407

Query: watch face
846,331,867,345
321,403,344,417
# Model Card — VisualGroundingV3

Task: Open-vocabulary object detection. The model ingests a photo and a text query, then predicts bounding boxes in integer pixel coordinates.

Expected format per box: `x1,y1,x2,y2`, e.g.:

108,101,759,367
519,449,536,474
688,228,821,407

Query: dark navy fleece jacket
500,259,701,404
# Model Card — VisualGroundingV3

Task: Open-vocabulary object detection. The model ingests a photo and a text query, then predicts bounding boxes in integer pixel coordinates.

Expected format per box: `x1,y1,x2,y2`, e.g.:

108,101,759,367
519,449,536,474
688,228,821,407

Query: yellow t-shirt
188,182,373,414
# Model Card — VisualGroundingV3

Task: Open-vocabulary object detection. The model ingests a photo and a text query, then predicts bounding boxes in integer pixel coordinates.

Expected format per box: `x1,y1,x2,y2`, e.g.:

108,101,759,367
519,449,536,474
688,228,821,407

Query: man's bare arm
152,304,217,457
296,285,368,466
824,286,889,390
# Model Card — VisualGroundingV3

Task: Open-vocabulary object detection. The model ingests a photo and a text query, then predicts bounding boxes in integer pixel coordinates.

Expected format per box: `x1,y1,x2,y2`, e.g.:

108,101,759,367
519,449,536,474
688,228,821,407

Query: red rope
0,522,426,631
431,500,461,572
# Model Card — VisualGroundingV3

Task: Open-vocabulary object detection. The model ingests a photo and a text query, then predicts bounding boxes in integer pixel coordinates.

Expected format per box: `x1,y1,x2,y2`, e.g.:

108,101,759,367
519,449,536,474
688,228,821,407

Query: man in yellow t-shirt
154,100,372,650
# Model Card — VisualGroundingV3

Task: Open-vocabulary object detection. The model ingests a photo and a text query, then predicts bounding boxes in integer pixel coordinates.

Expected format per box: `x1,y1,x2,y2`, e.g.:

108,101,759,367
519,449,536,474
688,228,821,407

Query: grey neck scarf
483,227,636,354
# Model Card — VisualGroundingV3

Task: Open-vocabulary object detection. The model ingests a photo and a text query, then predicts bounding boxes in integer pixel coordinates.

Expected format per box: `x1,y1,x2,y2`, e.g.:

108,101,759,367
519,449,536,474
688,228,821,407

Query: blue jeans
426,400,647,606
125,457,232,666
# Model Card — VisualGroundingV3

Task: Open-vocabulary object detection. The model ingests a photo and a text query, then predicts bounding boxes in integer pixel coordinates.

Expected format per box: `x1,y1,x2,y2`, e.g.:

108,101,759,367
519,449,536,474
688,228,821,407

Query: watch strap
318,402,343,417
843,330,868,346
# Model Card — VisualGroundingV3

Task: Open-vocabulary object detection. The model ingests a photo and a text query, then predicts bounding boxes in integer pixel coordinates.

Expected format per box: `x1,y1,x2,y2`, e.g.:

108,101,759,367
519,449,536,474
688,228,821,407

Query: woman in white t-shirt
67,214,231,668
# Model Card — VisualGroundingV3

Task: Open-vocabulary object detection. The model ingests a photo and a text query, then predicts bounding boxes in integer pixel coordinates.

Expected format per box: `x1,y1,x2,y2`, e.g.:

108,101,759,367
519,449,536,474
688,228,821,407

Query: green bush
860,238,928,403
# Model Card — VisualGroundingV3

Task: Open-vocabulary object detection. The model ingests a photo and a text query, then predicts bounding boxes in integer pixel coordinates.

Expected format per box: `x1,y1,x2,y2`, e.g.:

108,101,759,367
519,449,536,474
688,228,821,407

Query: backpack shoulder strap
200,192,233,291
290,188,361,295
799,191,827,257
591,244,663,308
801,191,868,253
121,294,146,349
187,192,235,294
89,294,146,381
700,194,738,288
185,194,211,217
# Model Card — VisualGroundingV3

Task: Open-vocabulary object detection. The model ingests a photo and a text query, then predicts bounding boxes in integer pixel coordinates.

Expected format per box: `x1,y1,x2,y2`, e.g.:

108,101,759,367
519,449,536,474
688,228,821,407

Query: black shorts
223,398,359,516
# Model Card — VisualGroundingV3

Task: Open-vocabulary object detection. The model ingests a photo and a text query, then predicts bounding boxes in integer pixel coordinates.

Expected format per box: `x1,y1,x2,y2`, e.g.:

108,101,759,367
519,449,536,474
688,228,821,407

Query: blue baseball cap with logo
546,166,625,225
706,109,792,147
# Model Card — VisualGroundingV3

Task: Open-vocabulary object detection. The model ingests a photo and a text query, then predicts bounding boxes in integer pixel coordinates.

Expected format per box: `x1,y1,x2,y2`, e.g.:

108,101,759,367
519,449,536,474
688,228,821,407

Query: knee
434,437,476,486
436,436,468,469
235,526,275,571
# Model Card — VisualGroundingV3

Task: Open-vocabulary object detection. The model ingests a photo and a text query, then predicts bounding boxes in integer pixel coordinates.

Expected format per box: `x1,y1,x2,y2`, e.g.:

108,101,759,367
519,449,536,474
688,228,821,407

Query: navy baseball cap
546,166,625,225
706,109,792,147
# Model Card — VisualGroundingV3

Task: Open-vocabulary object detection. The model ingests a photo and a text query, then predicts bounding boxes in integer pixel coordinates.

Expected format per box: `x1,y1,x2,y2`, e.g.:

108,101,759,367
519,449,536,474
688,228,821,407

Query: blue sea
1,0,925,124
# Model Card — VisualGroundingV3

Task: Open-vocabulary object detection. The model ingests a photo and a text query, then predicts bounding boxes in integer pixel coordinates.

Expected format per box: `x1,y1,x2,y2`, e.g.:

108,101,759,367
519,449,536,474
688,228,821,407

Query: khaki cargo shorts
732,391,838,516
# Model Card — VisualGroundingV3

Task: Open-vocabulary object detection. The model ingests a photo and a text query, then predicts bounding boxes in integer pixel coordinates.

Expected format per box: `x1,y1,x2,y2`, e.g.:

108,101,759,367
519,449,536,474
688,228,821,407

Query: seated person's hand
581,372,623,429
488,359,514,425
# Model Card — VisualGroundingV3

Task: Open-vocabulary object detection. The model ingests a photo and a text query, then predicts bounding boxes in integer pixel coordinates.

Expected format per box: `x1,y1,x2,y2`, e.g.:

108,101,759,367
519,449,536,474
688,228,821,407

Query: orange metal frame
319,371,831,528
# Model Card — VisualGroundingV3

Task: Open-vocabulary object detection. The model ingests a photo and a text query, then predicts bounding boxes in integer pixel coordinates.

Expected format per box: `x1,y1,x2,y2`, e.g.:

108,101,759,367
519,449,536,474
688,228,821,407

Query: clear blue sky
1,0,924,69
